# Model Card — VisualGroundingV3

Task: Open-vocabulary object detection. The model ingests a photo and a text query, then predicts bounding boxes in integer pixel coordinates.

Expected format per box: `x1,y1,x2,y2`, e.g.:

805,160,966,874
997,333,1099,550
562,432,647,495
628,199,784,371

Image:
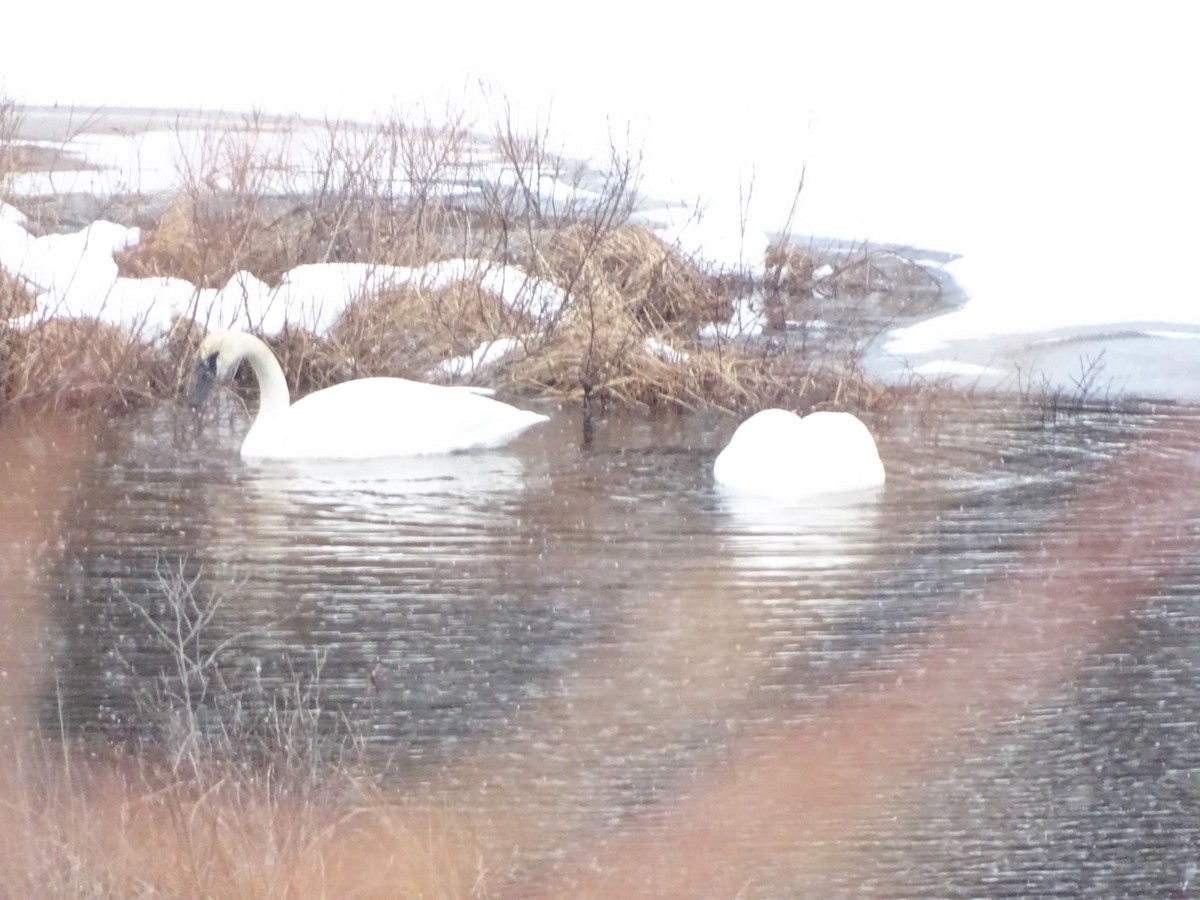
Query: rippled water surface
29,397,1200,896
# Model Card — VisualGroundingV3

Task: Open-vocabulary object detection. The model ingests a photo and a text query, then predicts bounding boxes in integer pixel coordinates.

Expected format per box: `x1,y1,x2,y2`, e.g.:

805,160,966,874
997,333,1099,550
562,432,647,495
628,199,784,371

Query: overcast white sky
4,2,1198,318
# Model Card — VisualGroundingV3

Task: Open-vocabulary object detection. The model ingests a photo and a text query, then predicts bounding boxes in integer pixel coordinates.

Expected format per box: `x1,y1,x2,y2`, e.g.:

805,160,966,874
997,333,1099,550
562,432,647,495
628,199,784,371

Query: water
25,396,1200,896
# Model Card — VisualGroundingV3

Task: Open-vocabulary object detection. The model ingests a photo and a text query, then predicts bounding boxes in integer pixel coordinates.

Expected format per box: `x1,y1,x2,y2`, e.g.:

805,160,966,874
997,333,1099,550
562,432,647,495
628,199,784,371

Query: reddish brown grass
0,752,492,899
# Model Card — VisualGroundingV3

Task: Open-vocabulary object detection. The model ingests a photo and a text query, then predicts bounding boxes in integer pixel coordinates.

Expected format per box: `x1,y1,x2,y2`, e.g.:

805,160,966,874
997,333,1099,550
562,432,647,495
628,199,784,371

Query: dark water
34,396,1200,897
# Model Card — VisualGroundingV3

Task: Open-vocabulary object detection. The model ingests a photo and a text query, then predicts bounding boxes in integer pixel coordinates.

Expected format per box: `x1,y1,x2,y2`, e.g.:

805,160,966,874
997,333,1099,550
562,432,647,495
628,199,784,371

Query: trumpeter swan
713,409,885,500
188,330,548,459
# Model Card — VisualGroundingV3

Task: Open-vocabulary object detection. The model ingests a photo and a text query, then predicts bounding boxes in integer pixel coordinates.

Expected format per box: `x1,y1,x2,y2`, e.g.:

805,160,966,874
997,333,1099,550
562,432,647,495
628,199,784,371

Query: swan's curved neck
236,335,292,423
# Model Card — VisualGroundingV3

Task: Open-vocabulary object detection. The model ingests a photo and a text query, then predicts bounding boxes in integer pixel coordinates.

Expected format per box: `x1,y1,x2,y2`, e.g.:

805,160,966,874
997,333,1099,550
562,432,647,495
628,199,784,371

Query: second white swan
189,330,549,459
713,408,885,500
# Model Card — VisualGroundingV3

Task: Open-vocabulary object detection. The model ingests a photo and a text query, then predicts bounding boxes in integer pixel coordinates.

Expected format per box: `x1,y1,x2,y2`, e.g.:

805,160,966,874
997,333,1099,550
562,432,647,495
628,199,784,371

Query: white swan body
190,330,548,459
713,409,885,500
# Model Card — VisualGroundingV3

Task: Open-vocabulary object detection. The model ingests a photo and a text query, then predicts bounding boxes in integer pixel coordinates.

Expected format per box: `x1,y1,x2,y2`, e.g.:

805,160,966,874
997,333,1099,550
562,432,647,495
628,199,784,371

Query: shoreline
13,104,316,143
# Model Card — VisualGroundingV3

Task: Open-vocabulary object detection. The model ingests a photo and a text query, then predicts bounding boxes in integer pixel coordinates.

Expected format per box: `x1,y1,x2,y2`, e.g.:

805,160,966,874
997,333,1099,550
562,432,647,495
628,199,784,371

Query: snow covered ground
0,193,577,381
2,3,1197,400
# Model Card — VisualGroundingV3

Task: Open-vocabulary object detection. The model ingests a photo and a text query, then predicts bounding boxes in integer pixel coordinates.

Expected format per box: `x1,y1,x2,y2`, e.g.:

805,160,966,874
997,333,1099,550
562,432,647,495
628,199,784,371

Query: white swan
713,409,885,500
189,330,549,459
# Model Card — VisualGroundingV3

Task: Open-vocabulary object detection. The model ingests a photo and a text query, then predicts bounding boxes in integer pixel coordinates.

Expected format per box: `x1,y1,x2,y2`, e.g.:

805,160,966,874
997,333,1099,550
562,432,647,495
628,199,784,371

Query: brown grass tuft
0,747,490,899
2,103,917,417
117,195,295,289
545,223,729,330
331,276,532,385
0,317,164,411
0,268,37,319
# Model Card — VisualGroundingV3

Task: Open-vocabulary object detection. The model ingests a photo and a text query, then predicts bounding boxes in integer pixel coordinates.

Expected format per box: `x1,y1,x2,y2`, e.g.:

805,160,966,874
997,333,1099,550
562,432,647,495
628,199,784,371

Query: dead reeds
1,95,913,418
0,742,489,899
0,547,494,898
0,317,164,411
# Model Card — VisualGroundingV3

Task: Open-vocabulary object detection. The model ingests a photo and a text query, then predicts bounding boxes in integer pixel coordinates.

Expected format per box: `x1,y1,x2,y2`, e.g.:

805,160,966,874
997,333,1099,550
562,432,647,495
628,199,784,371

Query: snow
699,295,767,343
1,3,1197,398
0,212,565,375
912,360,1006,380
0,219,140,298
643,337,690,365
433,338,523,380
0,200,28,227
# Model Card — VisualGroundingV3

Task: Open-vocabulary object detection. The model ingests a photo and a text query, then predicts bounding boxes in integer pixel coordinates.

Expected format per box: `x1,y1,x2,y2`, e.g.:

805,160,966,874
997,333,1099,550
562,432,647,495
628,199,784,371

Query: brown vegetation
2,95,1166,900
0,94,931,419
1,402,1193,897
0,317,164,410
0,746,490,899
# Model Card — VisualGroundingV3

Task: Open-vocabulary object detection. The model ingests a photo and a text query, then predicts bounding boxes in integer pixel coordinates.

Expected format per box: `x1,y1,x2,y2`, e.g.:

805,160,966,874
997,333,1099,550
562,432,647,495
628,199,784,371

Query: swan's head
188,331,243,408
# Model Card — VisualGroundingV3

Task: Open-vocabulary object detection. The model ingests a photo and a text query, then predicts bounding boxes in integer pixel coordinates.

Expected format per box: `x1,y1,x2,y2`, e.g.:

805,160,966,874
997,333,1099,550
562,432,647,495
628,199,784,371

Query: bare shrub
298,111,477,266
0,735,490,899
117,118,303,286
118,110,489,290
0,267,37,319
109,559,384,796
0,317,164,412
1016,350,1122,421
547,223,728,330
0,93,24,187
0,557,493,897
4,99,903,417
332,279,526,382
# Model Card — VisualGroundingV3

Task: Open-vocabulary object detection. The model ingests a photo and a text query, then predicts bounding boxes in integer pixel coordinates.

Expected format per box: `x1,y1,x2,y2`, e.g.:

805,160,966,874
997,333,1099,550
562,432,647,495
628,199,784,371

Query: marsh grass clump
0,267,36,319
0,738,490,899
116,112,482,290
116,194,298,289
0,318,167,412
331,278,530,382
119,119,311,286
0,100,920,417
545,223,730,331
761,239,819,332
0,92,32,184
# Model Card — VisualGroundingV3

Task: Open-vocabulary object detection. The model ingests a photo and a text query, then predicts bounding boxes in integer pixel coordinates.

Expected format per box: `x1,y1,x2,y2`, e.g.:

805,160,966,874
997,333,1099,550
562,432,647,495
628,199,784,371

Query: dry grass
0,535,497,899
0,95,918,418
0,94,30,179
116,194,296,289
0,746,490,899
330,279,528,382
115,113,480,289
0,317,166,411
493,222,888,412
543,223,728,331
0,266,37,318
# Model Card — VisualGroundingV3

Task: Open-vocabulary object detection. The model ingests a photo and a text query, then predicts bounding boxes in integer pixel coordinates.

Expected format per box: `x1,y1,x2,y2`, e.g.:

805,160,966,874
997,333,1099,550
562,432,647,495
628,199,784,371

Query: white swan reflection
207,453,537,578
716,488,884,573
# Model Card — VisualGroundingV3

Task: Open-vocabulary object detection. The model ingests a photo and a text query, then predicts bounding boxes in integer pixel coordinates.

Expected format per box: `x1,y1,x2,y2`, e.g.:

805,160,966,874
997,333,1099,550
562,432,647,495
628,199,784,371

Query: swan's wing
714,409,884,498
256,377,547,458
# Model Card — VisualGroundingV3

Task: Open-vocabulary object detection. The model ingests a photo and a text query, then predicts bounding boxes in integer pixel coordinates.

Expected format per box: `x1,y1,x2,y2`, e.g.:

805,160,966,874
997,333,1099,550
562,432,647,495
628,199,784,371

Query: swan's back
242,376,548,459
713,409,885,499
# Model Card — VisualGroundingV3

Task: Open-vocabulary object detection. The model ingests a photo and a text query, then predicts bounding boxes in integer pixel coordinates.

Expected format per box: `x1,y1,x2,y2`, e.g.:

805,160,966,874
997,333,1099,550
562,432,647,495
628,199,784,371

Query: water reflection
0,412,93,741
716,487,884,573
244,452,533,499
34,400,1200,897
222,452,534,568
